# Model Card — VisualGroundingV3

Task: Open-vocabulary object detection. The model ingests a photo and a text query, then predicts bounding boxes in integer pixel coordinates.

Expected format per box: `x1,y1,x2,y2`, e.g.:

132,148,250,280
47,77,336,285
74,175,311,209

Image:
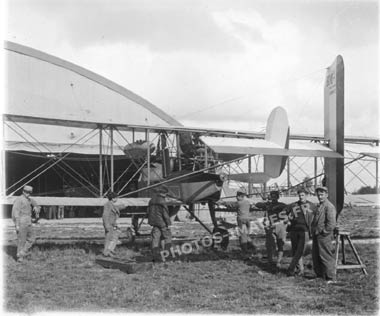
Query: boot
164,242,172,251
267,249,274,264
295,257,304,276
107,241,118,257
152,247,161,263
276,251,284,269
240,243,248,258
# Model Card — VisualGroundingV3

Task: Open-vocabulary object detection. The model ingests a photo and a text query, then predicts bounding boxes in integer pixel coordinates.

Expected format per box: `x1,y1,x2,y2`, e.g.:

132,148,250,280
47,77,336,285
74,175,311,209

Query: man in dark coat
256,190,287,268
148,186,172,261
286,188,316,276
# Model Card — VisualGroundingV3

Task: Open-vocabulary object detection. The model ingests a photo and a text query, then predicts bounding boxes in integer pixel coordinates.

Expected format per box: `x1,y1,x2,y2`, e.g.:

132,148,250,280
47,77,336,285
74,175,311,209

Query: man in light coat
310,186,337,283
12,185,39,262
236,190,251,255
102,192,125,257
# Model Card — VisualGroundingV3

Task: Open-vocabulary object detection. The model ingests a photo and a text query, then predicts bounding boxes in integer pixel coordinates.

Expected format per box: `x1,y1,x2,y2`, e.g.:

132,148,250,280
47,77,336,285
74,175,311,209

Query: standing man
236,191,251,255
102,192,125,257
286,188,315,276
310,186,337,283
148,186,172,262
256,190,287,269
12,185,39,262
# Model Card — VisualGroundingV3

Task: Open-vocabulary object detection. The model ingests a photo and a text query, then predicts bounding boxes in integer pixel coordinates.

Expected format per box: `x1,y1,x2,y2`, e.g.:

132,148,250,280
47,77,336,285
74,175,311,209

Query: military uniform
12,193,38,261
102,200,124,256
311,198,336,280
237,198,251,253
286,200,315,275
148,194,172,260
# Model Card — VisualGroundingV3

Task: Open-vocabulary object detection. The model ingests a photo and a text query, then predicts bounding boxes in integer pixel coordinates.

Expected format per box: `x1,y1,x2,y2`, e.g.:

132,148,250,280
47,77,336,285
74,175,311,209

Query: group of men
236,186,337,283
11,183,337,283
11,184,172,262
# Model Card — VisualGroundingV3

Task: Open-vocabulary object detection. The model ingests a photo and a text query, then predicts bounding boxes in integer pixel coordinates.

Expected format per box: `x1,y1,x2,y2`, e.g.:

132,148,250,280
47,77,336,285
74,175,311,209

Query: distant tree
353,186,380,195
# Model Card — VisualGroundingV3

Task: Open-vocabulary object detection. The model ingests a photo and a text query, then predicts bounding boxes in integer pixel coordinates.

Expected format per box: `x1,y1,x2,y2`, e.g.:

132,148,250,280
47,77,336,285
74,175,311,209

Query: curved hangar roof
4,41,181,148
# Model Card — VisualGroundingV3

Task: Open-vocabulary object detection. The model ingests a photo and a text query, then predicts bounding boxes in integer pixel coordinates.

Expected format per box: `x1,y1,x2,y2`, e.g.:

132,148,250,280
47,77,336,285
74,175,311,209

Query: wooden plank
336,264,367,270
95,256,153,274
346,236,368,275
334,234,340,268
341,235,346,264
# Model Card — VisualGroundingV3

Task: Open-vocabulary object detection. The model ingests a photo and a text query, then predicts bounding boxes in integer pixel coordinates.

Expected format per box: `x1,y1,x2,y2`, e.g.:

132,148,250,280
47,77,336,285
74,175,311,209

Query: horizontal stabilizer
201,137,343,158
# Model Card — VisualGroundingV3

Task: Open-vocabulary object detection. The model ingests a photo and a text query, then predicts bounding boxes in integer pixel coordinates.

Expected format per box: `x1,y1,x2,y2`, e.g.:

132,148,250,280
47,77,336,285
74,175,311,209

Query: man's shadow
245,248,295,274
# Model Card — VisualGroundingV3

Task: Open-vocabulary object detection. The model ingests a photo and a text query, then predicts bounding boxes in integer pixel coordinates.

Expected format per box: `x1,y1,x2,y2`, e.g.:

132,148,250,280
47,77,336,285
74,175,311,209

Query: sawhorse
335,231,368,275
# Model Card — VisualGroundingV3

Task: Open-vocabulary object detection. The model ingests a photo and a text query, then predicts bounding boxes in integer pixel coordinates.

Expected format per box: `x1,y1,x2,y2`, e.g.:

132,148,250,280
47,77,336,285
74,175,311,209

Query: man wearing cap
148,186,172,262
256,190,287,269
11,185,39,262
102,192,125,257
286,188,316,276
310,186,337,283
236,191,252,255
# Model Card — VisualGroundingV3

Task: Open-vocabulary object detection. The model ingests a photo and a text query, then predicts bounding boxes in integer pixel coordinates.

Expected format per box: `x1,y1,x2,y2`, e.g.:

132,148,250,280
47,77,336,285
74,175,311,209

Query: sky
3,0,379,137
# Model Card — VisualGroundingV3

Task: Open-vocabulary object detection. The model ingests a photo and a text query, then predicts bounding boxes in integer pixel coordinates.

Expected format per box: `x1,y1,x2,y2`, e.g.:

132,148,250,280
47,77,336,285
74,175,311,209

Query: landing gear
208,201,218,229
131,215,140,236
125,227,135,243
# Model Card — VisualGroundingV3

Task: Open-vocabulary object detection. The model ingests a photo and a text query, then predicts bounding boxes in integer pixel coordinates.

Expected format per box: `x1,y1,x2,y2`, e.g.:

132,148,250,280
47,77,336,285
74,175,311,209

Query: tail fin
264,106,290,178
324,55,344,214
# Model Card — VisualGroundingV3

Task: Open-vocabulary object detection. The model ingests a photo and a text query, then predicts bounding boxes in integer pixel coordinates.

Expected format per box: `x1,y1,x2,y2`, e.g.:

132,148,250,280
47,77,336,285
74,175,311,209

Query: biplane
2,41,347,236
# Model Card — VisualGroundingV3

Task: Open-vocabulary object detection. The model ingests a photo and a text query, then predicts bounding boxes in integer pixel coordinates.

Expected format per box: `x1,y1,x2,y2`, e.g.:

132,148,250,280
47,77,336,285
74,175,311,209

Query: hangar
2,42,379,218
3,41,181,216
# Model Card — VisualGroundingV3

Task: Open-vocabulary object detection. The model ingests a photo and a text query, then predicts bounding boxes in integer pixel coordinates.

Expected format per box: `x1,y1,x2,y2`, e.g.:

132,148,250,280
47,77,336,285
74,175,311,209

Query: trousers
237,217,251,245
151,226,172,249
312,234,336,280
17,222,35,258
288,230,309,273
265,224,286,262
103,227,121,255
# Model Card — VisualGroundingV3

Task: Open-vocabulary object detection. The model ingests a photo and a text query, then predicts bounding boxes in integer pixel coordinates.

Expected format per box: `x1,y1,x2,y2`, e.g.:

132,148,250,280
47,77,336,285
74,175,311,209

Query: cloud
5,0,379,137
331,1,378,49
61,7,378,137
7,0,243,52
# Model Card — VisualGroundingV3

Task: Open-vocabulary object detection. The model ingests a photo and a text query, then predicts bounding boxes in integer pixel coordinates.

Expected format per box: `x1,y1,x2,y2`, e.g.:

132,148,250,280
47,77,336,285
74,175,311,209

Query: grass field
3,239,379,314
3,206,379,314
